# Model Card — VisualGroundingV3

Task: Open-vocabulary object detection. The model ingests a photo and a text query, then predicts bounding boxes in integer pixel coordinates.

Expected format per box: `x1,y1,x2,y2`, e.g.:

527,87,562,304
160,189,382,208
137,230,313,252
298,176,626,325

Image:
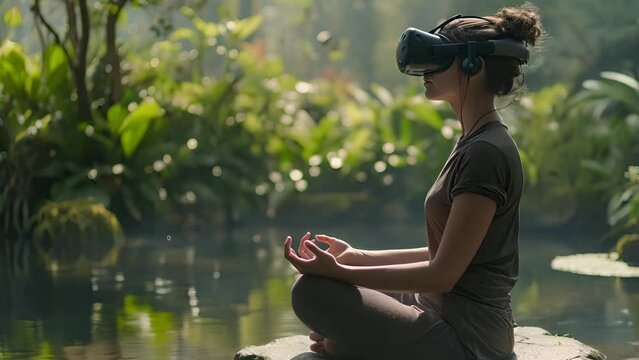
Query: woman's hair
440,4,544,95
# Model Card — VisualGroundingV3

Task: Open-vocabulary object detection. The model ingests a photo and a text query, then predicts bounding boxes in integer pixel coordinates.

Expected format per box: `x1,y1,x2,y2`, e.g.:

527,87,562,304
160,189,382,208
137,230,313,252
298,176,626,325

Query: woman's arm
349,247,430,266
299,234,429,266
285,193,496,293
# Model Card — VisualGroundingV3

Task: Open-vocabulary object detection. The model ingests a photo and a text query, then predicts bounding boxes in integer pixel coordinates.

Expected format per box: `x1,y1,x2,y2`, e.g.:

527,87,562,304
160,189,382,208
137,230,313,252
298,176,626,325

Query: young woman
283,5,543,360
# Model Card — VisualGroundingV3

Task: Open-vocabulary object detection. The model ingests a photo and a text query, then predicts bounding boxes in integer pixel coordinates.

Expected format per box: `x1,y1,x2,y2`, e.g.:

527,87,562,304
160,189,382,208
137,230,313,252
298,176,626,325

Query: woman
284,5,543,360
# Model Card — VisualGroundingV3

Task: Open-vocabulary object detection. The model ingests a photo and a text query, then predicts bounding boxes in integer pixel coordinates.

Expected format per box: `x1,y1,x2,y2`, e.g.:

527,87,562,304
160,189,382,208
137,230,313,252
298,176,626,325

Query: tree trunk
76,0,92,122
73,67,92,122
106,1,127,107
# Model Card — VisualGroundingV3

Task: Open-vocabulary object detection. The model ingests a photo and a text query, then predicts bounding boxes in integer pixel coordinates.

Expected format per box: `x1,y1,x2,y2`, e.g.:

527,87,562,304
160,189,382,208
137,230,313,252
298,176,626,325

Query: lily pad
551,252,639,277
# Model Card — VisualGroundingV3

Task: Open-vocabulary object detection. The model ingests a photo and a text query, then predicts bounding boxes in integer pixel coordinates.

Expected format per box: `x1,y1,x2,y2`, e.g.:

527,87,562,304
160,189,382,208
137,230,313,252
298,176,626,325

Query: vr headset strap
432,39,529,64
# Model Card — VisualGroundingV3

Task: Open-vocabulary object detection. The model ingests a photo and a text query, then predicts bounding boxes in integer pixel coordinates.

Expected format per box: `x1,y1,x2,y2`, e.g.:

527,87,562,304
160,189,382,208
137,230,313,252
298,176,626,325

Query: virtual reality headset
396,14,530,76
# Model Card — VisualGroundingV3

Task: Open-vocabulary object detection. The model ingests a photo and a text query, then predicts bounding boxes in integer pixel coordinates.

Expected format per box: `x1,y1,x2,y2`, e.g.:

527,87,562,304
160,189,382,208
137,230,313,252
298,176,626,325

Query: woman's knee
291,275,321,311
291,275,353,318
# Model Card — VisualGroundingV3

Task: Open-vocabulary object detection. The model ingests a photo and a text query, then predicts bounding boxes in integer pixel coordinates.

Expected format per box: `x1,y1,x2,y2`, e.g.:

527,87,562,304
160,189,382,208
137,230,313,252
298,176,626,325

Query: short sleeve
450,141,509,208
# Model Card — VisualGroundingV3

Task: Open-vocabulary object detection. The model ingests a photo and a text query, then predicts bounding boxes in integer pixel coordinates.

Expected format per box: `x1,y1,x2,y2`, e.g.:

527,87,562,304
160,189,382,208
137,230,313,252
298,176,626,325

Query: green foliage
118,98,165,157
32,199,124,264
510,71,639,229
508,85,579,224
0,6,451,247
608,166,639,230
4,3,639,254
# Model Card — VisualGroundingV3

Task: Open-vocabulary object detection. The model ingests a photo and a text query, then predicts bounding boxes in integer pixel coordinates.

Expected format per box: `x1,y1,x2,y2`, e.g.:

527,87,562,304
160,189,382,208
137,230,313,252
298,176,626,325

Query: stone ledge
235,327,606,360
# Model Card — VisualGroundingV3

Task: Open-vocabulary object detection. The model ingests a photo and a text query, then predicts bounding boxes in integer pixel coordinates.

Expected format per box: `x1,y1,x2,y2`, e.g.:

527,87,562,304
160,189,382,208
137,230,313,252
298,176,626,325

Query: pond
0,222,636,359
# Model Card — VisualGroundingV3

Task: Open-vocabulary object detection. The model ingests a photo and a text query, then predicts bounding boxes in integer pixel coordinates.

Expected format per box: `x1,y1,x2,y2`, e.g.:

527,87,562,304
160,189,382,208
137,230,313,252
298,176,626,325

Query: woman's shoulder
470,123,518,157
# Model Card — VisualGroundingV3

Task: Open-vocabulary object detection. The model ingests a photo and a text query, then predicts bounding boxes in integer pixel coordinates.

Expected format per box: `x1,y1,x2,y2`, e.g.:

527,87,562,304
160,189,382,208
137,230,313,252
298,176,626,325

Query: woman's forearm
335,261,449,293
348,247,430,266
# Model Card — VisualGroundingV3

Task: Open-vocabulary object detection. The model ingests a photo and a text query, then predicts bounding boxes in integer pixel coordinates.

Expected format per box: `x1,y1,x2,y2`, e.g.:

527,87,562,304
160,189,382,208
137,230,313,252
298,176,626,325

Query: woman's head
434,4,544,96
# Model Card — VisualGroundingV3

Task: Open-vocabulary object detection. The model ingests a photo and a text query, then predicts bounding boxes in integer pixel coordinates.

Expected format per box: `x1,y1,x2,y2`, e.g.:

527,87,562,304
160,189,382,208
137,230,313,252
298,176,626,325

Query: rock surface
235,326,606,360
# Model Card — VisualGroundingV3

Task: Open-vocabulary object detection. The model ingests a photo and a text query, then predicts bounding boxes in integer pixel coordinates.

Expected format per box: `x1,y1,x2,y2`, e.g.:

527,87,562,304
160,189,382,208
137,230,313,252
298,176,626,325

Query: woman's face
422,58,462,102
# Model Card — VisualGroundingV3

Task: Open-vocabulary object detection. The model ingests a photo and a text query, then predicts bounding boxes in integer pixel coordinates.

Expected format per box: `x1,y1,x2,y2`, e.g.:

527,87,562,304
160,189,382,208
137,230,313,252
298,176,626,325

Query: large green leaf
107,103,128,134
0,40,28,97
119,99,165,157
601,71,639,92
582,72,639,115
43,44,69,94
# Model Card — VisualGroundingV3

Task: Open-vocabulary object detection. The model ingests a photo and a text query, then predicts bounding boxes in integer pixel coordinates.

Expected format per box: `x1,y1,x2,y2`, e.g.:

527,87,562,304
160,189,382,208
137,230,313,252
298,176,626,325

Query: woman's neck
451,93,499,137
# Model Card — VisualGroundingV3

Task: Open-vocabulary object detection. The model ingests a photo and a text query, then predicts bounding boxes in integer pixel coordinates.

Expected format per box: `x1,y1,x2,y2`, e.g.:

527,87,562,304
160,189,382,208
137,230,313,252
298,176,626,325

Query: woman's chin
424,91,438,101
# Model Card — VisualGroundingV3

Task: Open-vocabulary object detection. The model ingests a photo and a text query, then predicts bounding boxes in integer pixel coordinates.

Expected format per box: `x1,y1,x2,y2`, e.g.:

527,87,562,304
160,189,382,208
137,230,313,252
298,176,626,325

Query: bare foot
309,331,326,354
308,331,339,356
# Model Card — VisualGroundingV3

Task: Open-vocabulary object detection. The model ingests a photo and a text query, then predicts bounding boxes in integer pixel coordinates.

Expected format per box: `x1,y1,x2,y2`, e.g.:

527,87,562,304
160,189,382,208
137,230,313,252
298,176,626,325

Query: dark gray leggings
291,275,469,360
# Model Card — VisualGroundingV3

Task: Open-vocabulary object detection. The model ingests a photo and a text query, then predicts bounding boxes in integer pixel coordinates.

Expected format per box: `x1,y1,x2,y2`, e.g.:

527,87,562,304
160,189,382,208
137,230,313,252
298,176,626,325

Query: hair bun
494,5,543,46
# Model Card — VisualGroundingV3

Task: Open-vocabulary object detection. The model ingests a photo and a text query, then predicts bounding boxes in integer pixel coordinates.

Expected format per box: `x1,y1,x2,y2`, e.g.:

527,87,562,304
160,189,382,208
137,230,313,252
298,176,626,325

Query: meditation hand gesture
284,233,341,278
293,232,362,265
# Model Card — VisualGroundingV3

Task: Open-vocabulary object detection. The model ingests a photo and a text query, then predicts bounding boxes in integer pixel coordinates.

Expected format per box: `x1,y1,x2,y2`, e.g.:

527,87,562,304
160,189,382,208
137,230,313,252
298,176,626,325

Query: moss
31,199,124,266
615,233,639,265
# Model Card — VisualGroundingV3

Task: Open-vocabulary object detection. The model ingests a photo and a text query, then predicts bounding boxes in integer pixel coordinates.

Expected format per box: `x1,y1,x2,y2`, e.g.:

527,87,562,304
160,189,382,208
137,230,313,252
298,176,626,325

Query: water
0,222,636,359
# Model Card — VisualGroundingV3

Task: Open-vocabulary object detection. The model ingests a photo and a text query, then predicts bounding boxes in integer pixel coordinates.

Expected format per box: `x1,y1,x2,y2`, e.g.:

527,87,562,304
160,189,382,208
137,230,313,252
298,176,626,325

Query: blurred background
1,0,639,359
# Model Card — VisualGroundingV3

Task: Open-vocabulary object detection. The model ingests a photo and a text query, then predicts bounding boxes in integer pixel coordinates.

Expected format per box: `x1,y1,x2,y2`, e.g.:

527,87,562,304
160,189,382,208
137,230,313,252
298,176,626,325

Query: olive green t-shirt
421,121,523,360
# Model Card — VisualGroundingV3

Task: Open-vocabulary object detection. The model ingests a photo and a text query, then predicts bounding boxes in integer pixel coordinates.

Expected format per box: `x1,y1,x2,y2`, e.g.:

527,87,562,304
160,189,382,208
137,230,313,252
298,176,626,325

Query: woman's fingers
295,232,313,258
284,236,294,258
285,237,301,260
285,237,313,264
297,236,309,258
300,239,318,259
304,240,330,259
315,234,334,245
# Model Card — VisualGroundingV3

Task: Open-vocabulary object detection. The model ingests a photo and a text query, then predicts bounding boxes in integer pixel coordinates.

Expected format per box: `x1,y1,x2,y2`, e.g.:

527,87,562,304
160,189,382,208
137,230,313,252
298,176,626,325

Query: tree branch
78,0,90,65
65,0,80,55
31,8,47,53
30,0,72,62
105,0,128,105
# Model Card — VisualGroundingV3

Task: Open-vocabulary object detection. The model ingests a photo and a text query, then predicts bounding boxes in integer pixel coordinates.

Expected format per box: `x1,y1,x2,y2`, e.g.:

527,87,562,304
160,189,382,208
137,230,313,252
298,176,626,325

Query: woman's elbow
418,266,458,293
438,280,456,293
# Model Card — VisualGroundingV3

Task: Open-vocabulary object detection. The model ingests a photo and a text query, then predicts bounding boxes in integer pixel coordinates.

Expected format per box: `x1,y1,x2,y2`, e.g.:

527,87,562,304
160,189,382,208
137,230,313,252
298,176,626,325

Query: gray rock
235,327,606,360
513,327,605,360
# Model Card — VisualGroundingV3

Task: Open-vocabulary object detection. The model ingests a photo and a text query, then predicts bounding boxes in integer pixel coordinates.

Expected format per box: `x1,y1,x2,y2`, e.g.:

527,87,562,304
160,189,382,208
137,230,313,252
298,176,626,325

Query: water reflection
1,224,638,359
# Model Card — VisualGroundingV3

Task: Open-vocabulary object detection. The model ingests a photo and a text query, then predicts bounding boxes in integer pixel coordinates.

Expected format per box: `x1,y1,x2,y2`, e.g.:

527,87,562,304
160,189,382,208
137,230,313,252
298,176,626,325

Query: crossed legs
291,275,468,360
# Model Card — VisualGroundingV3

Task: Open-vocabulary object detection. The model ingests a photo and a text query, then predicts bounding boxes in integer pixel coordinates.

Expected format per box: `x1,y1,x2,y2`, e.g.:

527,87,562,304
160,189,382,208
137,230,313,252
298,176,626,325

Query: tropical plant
506,85,581,225
508,71,639,230
608,166,639,234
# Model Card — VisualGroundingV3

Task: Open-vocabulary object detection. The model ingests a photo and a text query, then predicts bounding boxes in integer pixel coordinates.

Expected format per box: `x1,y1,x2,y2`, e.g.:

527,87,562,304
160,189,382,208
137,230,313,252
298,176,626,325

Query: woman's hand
284,235,342,278
296,233,362,265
